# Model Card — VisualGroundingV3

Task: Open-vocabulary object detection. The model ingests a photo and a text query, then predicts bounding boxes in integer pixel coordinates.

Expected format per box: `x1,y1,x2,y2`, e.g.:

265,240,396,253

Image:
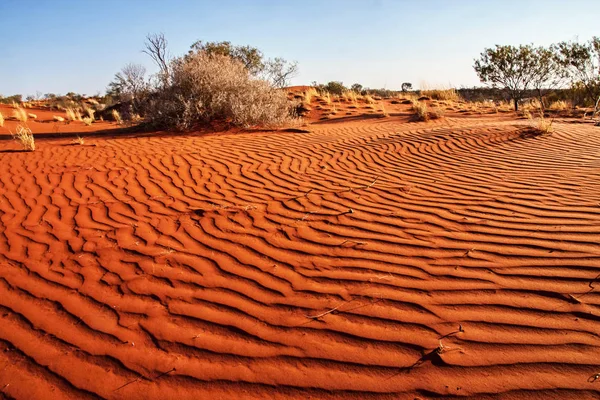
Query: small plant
364,95,376,104
548,100,568,110
0,112,4,127
53,115,65,122
111,109,123,124
82,117,93,126
535,113,554,134
13,108,28,122
65,108,77,121
380,103,389,117
321,92,332,105
72,136,85,145
412,101,429,121
28,113,37,120
12,125,35,151
303,88,318,104
84,107,95,120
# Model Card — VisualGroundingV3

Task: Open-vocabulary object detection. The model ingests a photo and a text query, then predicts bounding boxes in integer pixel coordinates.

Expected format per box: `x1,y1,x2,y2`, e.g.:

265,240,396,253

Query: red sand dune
1,105,600,399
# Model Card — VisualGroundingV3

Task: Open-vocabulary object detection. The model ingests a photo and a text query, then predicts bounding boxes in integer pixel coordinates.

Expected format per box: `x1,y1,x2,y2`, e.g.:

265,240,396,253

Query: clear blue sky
1,0,598,97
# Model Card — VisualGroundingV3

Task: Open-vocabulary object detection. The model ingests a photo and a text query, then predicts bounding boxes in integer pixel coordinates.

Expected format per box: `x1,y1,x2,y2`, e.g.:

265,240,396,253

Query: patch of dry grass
12,125,35,151
303,88,318,104
13,108,28,122
111,109,123,124
28,113,37,120
364,95,376,104
72,136,85,145
65,108,77,121
83,117,93,126
85,107,95,120
0,112,4,127
412,101,429,121
548,100,569,110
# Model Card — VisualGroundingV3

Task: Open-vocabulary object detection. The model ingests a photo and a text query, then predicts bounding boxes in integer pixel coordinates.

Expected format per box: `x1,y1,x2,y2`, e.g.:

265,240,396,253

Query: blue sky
1,0,598,96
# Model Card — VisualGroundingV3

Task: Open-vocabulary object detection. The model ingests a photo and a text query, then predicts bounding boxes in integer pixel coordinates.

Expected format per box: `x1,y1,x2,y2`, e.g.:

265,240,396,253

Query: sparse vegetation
72,136,85,145
0,112,4,127
53,115,65,122
412,101,429,121
83,117,93,126
12,125,35,151
28,113,37,120
111,109,123,124
65,108,77,121
13,108,28,122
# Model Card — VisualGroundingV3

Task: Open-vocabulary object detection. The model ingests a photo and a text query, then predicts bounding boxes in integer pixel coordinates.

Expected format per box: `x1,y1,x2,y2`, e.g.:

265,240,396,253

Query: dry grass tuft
72,136,85,145
412,101,429,121
0,112,4,127
303,88,318,104
364,95,376,104
85,107,95,120
13,108,28,122
111,109,123,124
380,103,389,118
548,100,569,110
28,113,37,120
82,117,93,126
65,108,77,121
12,125,35,151
53,115,65,122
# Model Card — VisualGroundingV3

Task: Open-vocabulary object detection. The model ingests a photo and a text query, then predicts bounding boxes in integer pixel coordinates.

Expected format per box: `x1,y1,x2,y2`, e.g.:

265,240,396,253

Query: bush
144,52,295,130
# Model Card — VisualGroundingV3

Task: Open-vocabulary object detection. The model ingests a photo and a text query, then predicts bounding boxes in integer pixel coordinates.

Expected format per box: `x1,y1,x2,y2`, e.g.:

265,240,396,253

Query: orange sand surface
1,103,600,399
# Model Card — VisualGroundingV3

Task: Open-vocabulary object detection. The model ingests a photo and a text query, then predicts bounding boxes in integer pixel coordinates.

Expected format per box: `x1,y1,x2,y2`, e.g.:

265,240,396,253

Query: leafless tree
143,33,170,85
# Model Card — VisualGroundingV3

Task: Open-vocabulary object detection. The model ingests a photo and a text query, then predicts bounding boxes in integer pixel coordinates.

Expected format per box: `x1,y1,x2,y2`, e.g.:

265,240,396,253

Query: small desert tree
401,82,413,92
474,44,538,111
554,37,600,112
529,46,564,110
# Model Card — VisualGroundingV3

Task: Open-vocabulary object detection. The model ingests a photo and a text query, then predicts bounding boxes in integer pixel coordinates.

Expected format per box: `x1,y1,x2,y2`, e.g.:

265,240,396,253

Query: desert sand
0,97,599,399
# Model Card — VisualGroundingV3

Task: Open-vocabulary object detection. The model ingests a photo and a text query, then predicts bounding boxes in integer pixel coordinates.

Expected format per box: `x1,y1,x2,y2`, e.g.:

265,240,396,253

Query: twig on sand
363,176,379,189
153,367,176,380
305,301,352,320
113,376,143,392
339,239,367,247
113,368,176,392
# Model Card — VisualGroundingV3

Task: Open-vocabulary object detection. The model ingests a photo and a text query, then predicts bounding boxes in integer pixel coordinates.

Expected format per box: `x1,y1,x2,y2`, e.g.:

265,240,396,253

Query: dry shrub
12,125,35,151
85,107,95,120
83,117,93,126
144,52,296,130
111,109,123,124
321,92,332,105
412,101,429,121
0,112,4,127
13,108,28,122
364,95,376,104
65,108,77,121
